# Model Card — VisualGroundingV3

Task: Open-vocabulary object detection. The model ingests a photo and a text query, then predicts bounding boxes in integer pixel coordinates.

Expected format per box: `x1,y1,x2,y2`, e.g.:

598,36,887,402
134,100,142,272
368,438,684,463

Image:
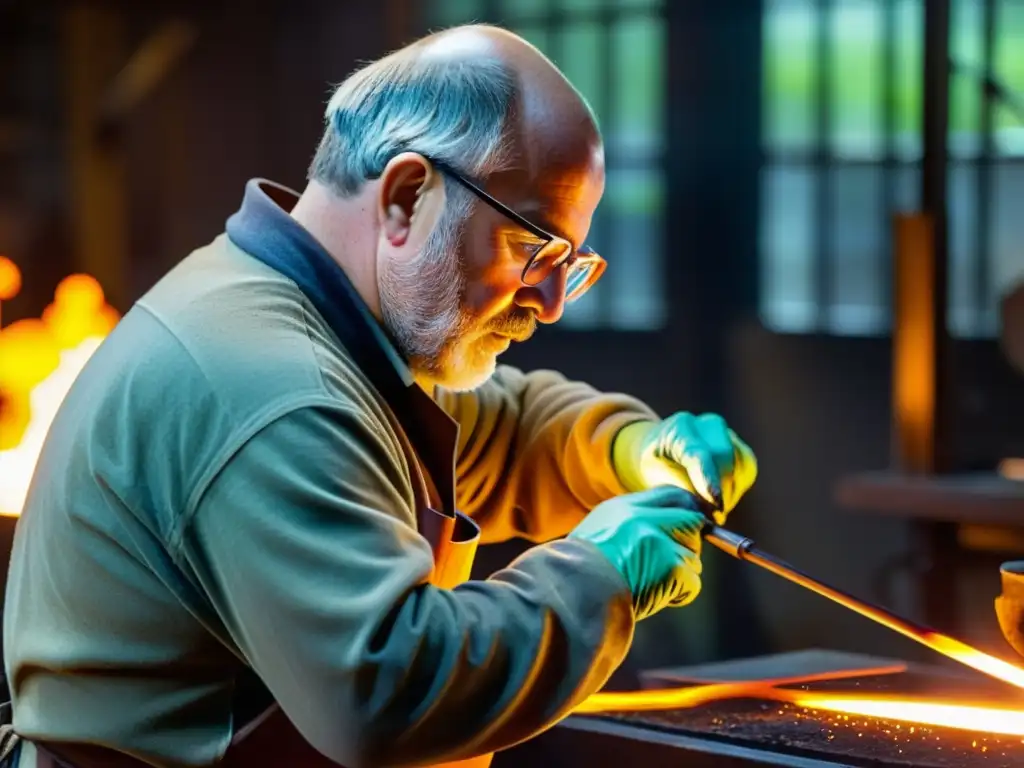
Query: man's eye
511,239,544,259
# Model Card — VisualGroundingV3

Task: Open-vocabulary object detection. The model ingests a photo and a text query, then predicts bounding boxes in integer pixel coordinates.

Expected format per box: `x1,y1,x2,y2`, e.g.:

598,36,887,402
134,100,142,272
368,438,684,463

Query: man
2,24,756,768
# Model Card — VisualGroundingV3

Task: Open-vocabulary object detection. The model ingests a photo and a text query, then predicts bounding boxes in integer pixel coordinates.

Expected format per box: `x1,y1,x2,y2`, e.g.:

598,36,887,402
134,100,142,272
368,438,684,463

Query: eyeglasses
427,158,606,303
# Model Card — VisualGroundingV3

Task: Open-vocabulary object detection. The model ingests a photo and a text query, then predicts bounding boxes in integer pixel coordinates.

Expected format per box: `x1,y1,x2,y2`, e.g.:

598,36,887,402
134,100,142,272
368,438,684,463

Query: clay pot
995,561,1024,658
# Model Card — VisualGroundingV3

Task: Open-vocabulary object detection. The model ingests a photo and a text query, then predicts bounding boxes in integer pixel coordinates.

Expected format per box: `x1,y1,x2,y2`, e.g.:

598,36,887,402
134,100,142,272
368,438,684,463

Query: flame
781,691,1024,737
924,633,1024,690
575,664,909,714
579,682,1024,738
0,260,119,516
578,644,1024,737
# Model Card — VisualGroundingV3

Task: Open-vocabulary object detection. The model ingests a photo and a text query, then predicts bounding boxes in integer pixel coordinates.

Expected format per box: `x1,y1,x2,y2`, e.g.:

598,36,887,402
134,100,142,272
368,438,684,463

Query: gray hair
308,48,518,197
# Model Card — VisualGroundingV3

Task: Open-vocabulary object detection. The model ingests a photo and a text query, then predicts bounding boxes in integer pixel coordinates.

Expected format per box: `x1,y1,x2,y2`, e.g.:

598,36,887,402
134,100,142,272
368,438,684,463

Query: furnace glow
0,261,118,515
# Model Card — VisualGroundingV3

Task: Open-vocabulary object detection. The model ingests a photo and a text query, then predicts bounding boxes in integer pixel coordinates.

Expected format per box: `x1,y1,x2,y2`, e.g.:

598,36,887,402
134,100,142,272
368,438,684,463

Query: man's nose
513,268,566,324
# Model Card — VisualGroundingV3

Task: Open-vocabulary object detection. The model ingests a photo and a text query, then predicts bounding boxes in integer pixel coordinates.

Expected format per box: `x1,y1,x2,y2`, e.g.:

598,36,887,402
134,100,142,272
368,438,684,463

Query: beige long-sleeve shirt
3,180,658,768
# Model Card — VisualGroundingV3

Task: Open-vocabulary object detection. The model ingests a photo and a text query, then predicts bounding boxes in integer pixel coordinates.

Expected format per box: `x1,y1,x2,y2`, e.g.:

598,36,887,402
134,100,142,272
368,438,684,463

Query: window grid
762,0,1024,338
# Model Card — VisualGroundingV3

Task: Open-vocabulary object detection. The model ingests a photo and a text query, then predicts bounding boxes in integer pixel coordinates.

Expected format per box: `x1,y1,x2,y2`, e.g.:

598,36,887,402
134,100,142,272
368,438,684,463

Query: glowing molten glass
580,681,1024,737
782,692,1024,736
0,261,118,516
578,641,1024,737
923,632,1024,689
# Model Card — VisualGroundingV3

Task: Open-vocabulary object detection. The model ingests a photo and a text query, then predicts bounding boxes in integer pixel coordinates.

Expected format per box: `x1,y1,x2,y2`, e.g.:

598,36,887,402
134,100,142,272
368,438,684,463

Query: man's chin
438,361,497,393
415,352,498,393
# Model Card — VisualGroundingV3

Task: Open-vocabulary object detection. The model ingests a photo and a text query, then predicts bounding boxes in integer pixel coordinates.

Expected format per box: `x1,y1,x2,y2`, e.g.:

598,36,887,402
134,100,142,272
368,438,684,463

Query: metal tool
702,524,934,640
702,522,1024,690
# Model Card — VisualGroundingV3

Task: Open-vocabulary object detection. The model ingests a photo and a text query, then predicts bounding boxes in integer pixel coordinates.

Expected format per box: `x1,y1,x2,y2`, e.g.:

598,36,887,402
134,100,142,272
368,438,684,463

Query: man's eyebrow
510,203,576,248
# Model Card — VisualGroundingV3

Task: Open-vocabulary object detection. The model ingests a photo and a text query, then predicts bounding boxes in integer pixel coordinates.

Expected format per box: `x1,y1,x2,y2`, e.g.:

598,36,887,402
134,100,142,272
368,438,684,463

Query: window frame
760,0,1024,339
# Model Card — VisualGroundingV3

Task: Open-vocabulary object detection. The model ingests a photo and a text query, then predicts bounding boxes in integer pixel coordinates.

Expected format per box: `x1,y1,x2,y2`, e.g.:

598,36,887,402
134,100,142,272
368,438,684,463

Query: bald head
392,24,606,258
416,24,603,183
296,24,607,391
309,24,602,198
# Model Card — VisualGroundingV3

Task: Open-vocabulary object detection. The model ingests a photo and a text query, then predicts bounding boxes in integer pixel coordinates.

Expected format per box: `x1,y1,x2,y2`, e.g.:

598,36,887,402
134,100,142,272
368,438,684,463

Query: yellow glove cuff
612,420,657,493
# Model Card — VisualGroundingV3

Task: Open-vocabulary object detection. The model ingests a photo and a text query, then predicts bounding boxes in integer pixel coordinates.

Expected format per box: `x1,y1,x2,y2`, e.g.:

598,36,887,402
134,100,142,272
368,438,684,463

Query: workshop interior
1,0,1024,765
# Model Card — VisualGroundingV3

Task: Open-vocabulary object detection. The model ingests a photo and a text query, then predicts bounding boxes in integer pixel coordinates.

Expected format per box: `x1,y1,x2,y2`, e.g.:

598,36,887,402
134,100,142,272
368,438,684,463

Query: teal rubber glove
568,486,706,621
612,412,758,526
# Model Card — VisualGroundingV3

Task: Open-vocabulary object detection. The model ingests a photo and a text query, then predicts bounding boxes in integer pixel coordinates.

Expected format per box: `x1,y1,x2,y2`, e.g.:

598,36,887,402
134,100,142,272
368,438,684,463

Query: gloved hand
612,412,757,526
568,486,706,621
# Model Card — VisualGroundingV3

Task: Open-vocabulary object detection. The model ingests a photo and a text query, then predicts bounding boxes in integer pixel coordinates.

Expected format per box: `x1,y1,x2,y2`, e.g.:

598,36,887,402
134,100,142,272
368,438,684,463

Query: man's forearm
348,538,634,767
436,365,659,543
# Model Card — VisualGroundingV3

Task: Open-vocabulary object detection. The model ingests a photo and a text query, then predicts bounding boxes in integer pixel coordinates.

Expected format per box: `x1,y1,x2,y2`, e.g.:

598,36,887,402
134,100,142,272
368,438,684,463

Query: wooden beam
61,2,129,311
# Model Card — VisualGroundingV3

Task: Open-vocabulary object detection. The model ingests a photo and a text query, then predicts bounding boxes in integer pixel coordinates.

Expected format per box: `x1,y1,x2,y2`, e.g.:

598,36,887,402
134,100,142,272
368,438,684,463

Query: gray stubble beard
378,190,474,385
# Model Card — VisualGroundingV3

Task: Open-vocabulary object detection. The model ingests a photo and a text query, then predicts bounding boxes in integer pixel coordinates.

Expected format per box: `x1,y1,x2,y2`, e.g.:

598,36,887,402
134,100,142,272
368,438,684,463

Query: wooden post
891,214,938,474
61,3,129,312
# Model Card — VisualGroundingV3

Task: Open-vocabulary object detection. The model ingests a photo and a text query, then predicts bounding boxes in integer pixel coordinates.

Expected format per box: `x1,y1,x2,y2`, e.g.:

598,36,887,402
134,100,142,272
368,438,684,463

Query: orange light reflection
578,646,1024,738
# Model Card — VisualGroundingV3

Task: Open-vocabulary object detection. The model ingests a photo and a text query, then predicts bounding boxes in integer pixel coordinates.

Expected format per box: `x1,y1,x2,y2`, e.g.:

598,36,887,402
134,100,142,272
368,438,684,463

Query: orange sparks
579,683,1024,736
781,691,1024,737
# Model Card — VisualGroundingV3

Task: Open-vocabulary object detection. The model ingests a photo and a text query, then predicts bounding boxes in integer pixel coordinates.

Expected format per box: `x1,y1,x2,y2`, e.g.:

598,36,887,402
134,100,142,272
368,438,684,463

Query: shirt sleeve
176,403,635,768
434,366,659,544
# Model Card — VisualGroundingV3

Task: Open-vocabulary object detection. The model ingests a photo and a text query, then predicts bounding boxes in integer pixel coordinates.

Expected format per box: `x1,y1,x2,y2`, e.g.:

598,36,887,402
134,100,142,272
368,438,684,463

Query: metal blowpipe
702,523,1024,691
702,524,936,640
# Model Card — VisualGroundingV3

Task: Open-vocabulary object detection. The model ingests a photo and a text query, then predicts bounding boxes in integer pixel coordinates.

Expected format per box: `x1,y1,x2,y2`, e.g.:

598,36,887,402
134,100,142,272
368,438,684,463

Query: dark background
1,0,1023,687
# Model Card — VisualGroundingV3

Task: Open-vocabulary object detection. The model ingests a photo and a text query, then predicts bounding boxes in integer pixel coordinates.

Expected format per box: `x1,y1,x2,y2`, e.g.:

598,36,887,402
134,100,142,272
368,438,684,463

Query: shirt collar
224,178,461,516
225,178,414,388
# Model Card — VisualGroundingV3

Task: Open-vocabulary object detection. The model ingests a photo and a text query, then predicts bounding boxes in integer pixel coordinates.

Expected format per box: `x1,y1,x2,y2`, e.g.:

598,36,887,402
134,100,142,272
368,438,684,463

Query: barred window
761,0,1024,338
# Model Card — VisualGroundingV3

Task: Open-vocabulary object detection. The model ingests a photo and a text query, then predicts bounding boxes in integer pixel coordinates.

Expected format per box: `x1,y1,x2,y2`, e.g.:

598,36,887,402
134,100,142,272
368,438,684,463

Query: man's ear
378,152,444,248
